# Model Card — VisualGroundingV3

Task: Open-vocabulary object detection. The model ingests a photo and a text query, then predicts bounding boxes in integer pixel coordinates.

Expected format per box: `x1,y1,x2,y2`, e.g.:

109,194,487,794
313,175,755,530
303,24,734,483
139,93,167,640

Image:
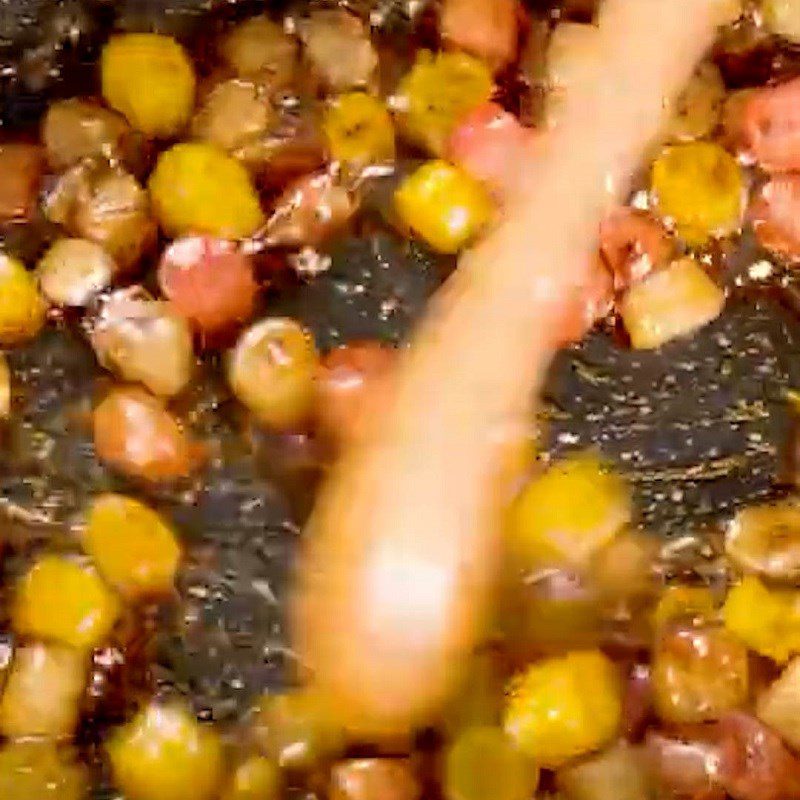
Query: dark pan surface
543,295,800,537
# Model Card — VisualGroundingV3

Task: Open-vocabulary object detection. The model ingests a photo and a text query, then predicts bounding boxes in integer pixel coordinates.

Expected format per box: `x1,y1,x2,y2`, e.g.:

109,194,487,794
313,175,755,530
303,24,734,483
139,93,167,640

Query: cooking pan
3,0,800,795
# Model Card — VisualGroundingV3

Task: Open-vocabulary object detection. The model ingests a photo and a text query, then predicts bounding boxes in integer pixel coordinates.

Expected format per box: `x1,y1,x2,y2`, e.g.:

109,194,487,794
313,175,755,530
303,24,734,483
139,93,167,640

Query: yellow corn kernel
620,257,725,350
108,701,224,800
723,575,800,663
764,0,800,42
253,689,346,771
227,317,319,430
396,51,493,155
445,726,539,800
506,452,631,571
503,650,622,768
724,500,800,582
222,756,281,800
650,141,743,245
84,494,180,599
323,92,395,172
0,254,45,345
101,34,195,138
149,143,264,239
0,642,87,739
13,555,119,649
0,741,87,800
653,585,717,630
395,160,493,253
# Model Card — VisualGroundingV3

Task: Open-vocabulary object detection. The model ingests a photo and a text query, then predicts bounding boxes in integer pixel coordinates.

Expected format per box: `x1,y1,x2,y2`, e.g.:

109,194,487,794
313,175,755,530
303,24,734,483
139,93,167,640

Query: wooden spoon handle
292,0,738,738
